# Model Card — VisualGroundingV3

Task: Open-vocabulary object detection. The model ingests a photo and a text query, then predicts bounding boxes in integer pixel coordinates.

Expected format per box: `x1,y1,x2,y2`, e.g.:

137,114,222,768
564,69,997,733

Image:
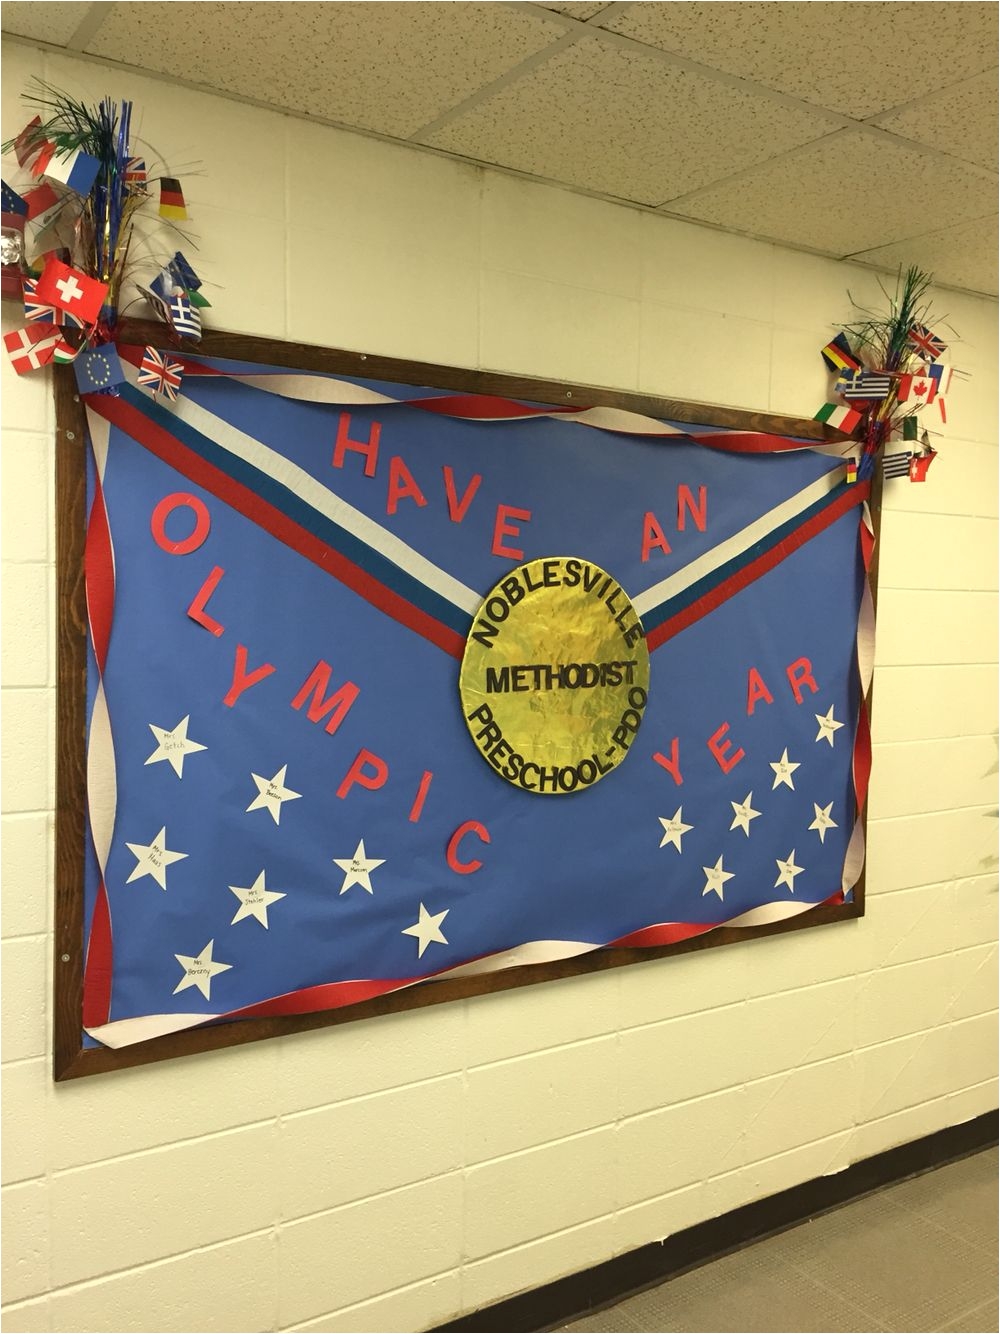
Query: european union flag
2,180,28,217
74,343,125,395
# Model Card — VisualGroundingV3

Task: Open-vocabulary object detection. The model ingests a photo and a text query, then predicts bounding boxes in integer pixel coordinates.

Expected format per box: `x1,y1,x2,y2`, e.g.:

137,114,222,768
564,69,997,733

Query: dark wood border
53,321,872,1079
434,1111,999,1333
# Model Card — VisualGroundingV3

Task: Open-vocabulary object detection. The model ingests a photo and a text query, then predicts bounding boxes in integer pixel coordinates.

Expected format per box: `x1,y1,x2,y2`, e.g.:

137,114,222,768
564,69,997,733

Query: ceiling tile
604,1,999,120
669,130,998,258
424,37,836,205
1,1,91,45
851,216,999,298
83,1,566,139
533,2,610,17
875,74,998,172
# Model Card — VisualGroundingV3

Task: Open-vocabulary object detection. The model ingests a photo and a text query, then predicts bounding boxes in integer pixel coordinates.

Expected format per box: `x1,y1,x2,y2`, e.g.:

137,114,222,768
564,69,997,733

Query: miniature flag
882,452,912,479
814,402,862,433
137,345,184,401
821,332,860,374
910,450,936,482
896,373,937,404
926,362,953,394
52,336,82,365
30,141,57,179
136,283,172,325
170,251,201,291
168,292,201,339
902,415,919,443
908,323,947,361
937,396,947,424
838,371,892,401
159,177,187,220
74,342,126,394
13,116,44,167
845,458,858,484
4,323,62,374
23,276,86,327
124,157,147,185
35,257,108,325
185,287,211,308
43,147,101,197
2,181,27,217
22,183,60,221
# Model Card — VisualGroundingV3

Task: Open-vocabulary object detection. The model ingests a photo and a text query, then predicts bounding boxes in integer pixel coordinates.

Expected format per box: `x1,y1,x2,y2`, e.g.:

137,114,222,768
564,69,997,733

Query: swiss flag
35,257,107,326
4,324,62,375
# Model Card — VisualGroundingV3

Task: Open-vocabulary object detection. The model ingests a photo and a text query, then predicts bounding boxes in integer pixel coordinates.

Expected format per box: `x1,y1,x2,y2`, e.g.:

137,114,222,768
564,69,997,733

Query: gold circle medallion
459,557,650,794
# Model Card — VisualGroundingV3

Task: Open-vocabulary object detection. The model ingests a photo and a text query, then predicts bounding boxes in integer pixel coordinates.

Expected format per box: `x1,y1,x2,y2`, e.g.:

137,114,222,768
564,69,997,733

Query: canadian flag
897,373,937,404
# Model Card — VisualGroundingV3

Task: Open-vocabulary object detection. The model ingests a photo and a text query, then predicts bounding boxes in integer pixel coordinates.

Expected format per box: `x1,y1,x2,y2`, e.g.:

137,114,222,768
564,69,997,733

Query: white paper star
774,850,804,892
125,826,188,890
808,802,838,844
815,706,845,746
658,806,693,852
246,764,301,824
172,940,232,1000
702,855,735,900
401,902,449,958
145,715,207,778
229,869,286,928
333,839,385,894
770,748,800,791
729,792,761,837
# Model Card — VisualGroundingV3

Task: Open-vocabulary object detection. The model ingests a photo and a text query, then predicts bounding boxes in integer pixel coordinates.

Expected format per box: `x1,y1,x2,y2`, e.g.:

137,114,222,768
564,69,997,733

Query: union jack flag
124,157,147,185
908,323,947,361
137,345,183,401
23,276,86,328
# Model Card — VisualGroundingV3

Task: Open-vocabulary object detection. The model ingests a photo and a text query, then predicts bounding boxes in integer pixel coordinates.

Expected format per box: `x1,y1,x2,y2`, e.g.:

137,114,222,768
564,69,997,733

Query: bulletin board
53,322,878,1079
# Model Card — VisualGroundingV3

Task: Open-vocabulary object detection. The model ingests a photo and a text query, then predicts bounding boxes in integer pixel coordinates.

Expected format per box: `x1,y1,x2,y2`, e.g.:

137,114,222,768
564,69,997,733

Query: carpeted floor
561,1147,999,1333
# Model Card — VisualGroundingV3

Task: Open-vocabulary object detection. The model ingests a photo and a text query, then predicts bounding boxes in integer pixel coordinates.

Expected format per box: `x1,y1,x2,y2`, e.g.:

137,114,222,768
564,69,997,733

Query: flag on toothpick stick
35,256,108,325
158,177,188,220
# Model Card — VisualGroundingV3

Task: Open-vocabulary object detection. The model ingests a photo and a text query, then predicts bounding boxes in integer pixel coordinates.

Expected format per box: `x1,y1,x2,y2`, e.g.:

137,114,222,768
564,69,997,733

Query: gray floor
562,1147,998,1333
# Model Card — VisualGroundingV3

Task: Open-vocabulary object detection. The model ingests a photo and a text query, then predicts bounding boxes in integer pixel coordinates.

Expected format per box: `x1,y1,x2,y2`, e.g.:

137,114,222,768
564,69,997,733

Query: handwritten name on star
172,940,232,1001
702,855,734,901
729,792,761,837
774,851,803,892
229,870,286,928
769,748,800,791
246,764,301,824
125,826,188,890
145,715,207,778
814,706,844,746
658,807,693,852
334,839,385,894
808,802,838,844
401,902,449,958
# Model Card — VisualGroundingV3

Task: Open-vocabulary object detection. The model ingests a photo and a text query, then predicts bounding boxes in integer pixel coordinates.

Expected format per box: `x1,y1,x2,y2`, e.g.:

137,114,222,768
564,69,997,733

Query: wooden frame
54,321,879,1079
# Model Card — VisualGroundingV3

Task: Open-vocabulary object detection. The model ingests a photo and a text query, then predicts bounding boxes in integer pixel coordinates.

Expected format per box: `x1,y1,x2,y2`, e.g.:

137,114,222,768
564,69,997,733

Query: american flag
137,345,183,401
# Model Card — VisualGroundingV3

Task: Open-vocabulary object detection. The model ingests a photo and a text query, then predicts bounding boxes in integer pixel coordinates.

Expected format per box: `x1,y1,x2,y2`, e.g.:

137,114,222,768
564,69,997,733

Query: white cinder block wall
2,43,997,1334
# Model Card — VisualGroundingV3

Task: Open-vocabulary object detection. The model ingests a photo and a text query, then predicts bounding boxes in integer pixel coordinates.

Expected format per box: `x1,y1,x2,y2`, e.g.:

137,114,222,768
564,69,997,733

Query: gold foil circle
459,557,650,794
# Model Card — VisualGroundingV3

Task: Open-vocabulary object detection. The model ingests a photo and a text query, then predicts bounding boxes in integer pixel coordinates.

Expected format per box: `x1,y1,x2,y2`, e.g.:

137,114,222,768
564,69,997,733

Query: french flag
43,147,101,197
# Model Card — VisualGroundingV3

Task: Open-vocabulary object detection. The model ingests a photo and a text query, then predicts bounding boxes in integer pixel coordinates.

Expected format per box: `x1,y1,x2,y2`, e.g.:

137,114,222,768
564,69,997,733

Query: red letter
291,661,360,735
223,644,276,708
652,738,683,785
786,656,819,705
386,455,428,516
492,505,532,560
187,566,226,637
332,413,380,477
443,466,482,523
746,667,774,716
408,770,434,823
641,512,672,562
677,485,707,532
336,748,389,800
707,722,745,774
151,493,210,555
447,820,490,874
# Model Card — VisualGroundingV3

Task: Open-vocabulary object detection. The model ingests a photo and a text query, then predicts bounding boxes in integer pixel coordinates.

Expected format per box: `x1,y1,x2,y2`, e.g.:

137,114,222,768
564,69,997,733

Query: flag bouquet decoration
813,267,965,484
2,80,207,390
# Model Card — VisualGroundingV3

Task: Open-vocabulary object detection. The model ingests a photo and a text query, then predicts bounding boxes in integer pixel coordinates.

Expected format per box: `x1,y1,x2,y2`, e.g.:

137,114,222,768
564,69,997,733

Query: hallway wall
2,41,997,1334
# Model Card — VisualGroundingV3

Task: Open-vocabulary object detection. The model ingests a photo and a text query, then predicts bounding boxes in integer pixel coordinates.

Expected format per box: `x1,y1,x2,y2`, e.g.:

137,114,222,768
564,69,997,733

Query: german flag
158,177,187,220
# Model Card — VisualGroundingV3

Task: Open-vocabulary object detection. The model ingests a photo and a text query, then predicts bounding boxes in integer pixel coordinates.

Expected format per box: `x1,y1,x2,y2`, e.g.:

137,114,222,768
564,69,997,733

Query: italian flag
814,402,861,433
